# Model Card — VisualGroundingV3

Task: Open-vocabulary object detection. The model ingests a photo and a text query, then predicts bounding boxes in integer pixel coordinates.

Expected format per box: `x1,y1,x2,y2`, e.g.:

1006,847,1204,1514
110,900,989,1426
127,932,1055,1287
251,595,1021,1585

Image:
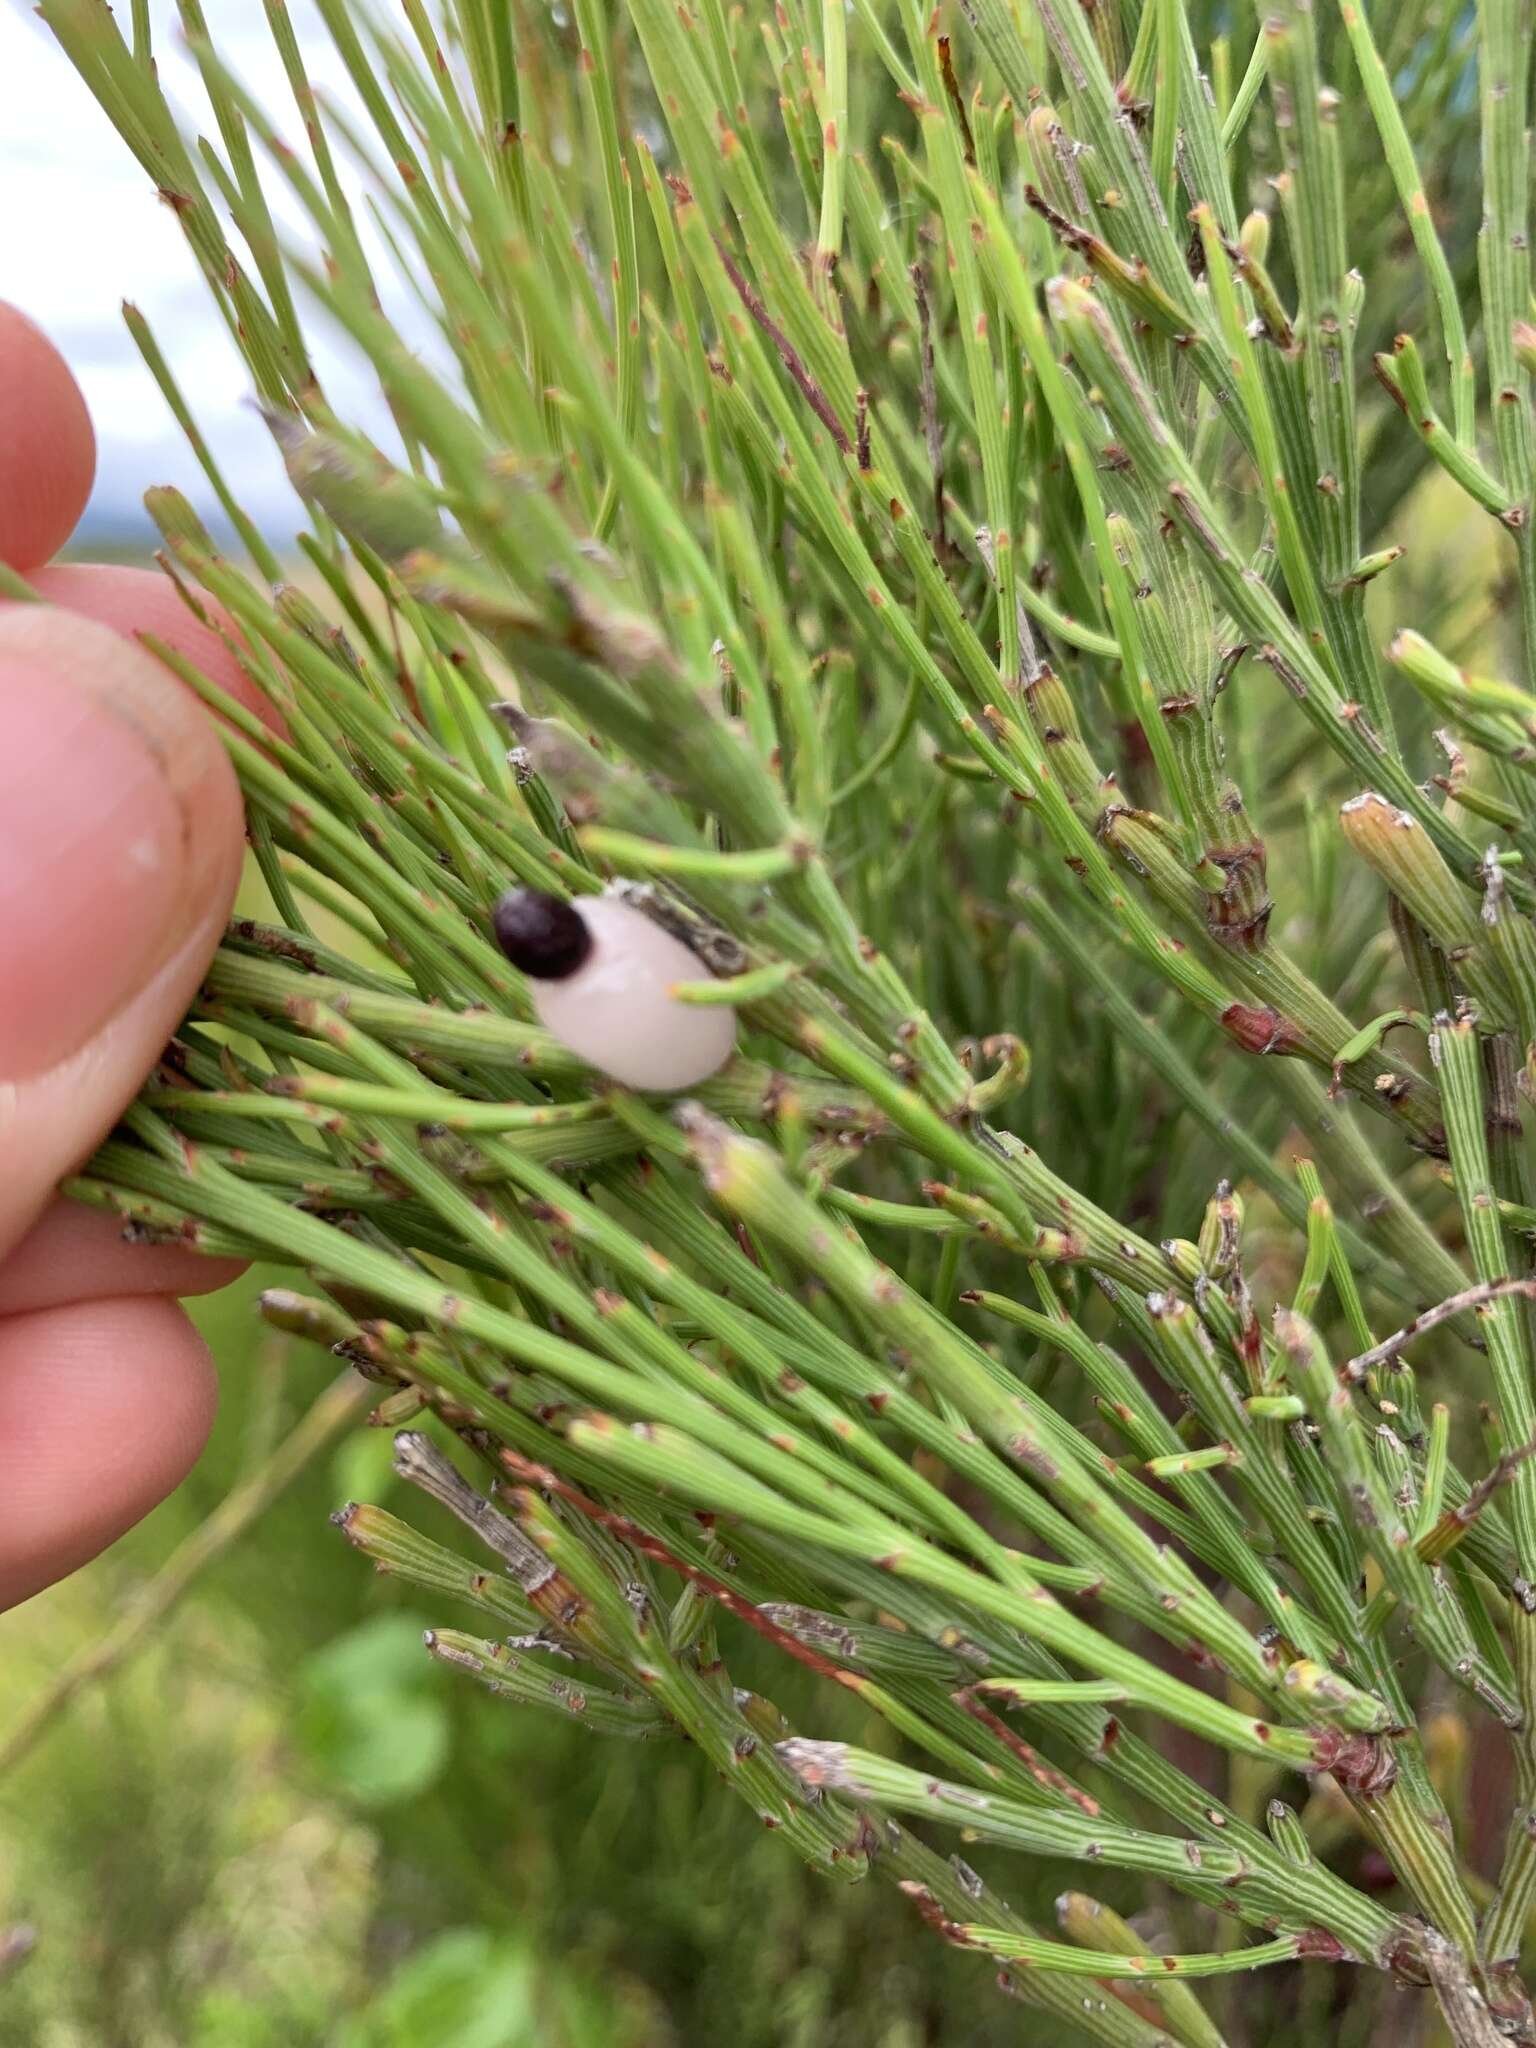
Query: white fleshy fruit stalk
526,897,736,1090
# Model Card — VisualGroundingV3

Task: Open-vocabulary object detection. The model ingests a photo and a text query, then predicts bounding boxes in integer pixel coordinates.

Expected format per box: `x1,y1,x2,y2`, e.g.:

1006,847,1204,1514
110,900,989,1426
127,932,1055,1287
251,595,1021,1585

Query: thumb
0,604,244,1256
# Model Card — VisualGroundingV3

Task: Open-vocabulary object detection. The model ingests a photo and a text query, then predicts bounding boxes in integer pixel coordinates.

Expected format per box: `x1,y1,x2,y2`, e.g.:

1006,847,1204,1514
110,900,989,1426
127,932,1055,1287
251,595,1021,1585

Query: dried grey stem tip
422,1629,479,1671
252,399,306,455
758,1604,861,1658
973,524,1042,683
391,1431,552,1592
776,1738,862,1794
611,880,749,975
1417,1928,1507,2048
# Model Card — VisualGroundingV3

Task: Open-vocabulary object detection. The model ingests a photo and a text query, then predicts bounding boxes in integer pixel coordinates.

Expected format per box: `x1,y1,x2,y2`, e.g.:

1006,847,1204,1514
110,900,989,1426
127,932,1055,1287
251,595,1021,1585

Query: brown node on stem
1220,1002,1302,1056
1310,1728,1398,1799
1203,841,1274,953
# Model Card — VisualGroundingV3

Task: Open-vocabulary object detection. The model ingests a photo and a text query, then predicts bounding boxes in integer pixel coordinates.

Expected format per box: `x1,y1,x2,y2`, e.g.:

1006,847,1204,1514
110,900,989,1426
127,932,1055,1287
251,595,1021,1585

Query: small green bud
1055,1891,1135,1950
1266,1799,1313,1866
258,1287,359,1346
1239,210,1271,265
1161,1238,1205,1287
264,411,448,562
369,1386,427,1428
1022,104,1075,218
1338,792,1479,954
1198,1184,1243,1275
1281,1659,1396,1735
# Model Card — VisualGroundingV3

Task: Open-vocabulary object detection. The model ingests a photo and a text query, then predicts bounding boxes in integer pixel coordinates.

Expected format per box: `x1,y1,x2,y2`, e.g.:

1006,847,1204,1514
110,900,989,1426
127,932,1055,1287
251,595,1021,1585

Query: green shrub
26,0,1536,2039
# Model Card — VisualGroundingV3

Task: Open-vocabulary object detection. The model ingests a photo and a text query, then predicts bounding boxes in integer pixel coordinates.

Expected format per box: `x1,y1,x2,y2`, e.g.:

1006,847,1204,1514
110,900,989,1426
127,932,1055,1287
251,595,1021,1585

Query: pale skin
0,301,266,1610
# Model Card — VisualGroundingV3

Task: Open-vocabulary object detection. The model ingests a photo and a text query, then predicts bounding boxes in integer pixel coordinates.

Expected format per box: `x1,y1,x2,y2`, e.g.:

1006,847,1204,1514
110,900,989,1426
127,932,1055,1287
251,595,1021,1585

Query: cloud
1,1,431,546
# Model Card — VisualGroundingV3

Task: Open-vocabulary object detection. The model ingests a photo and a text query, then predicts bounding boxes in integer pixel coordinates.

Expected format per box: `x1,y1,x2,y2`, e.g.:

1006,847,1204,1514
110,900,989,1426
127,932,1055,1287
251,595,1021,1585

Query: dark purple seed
491,888,593,980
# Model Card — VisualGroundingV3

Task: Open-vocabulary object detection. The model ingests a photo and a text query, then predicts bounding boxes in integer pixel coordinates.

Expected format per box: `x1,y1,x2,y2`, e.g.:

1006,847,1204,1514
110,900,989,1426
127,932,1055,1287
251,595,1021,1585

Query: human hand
0,303,262,1610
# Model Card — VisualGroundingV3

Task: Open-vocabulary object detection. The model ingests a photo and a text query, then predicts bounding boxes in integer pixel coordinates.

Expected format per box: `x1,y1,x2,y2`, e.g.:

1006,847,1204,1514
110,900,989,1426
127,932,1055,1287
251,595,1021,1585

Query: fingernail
0,606,235,1079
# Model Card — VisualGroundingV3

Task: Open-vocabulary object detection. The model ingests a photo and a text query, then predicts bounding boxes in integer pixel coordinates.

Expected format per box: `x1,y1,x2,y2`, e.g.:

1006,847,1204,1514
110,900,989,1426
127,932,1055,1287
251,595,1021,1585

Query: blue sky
1,2,399,544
